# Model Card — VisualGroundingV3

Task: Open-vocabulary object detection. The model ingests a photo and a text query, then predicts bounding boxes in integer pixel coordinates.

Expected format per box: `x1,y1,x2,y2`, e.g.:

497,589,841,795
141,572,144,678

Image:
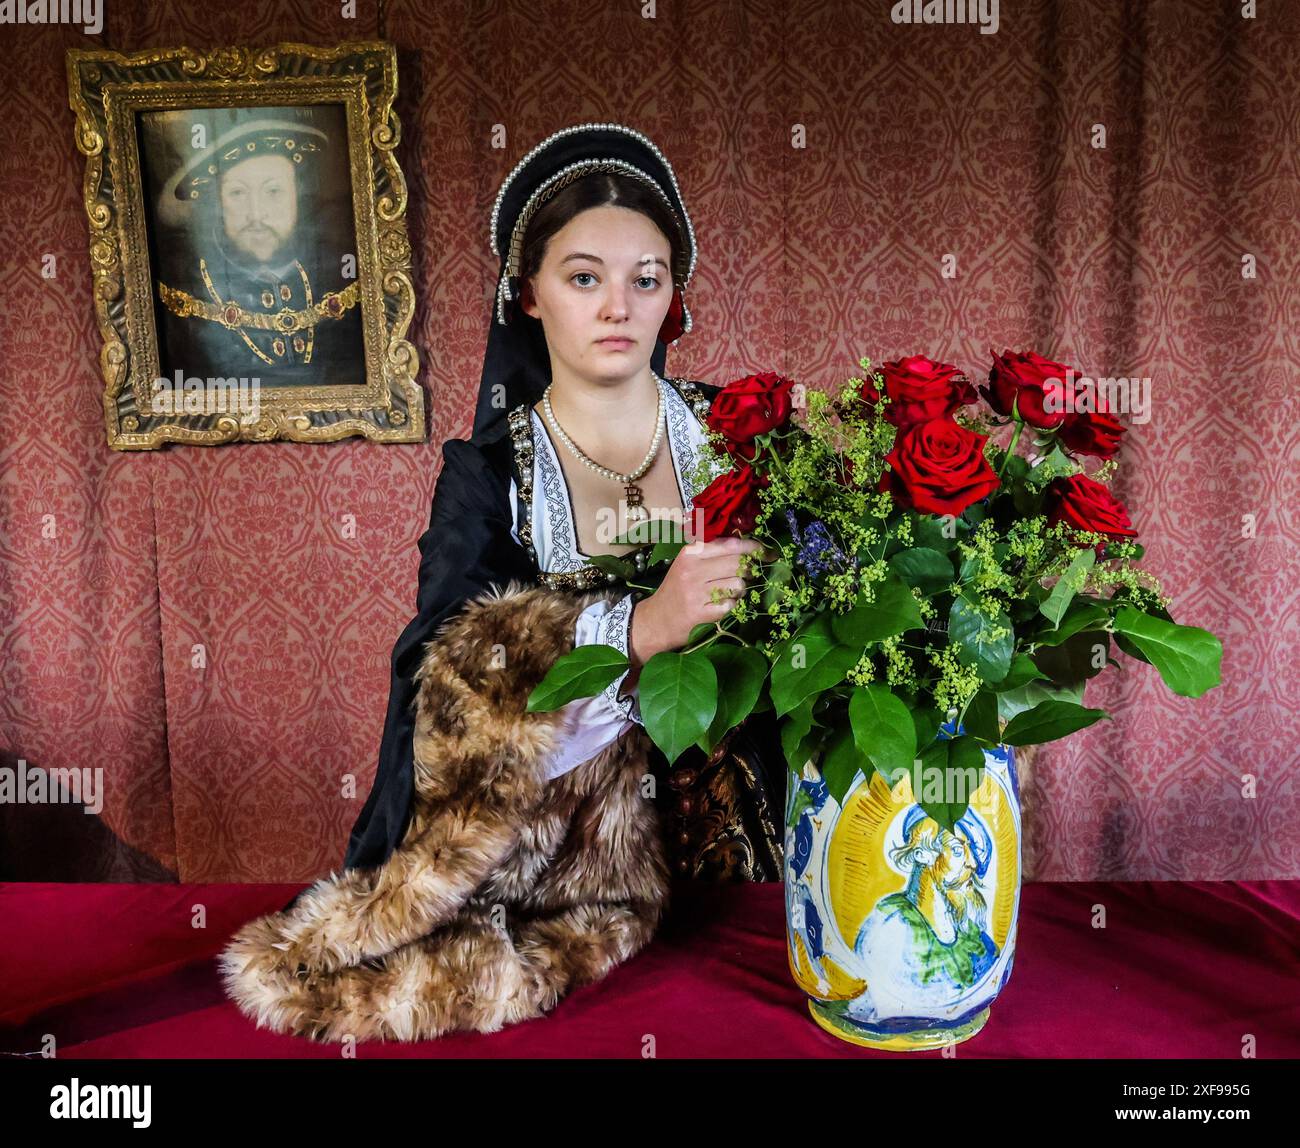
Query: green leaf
963,689,1001,744
1032,599,1110,647
686,622,716,645
997,678,1085,724
640,650,718,763
948,735,988,789
911,515,958,553
820,724,869,806
1033,628,1111,686
1039,547,1096,626
526,643,629,712
698,644,768,754
1111,607,1223,698
1001,454,1030,483
1011,482,1040,516
996,652,1049,692
831,572,926,647
609,518,680,547
915,736,987,829
882,532,909,559
1023,581,1051,605
1000,699,1110,745
888,547,955,596
648,540,686,565
949,593,1014,683
1111,632,1149,664
780,696,818,771
848,684,917,778
1111,598,1172,663
786,778,814,828
911,704,943,758
910,738,954,826
1041,442,1074,471
771,613,860,716
761,558,795,611
584,552,638,578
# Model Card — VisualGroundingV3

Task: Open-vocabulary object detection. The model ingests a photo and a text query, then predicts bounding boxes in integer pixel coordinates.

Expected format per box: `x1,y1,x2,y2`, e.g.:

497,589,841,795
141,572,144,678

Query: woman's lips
597,338,634,350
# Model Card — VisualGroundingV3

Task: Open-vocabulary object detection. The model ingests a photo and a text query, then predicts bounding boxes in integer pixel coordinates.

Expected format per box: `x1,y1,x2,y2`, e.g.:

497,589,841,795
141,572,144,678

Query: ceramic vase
784,722,1022,1050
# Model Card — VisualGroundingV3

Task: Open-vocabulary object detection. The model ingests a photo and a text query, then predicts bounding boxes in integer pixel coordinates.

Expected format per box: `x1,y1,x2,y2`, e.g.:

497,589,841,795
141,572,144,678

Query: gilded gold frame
67,41,424,449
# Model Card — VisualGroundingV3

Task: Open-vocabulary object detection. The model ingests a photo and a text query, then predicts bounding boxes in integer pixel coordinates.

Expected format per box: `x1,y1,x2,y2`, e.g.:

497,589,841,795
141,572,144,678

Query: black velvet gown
302,377,784,916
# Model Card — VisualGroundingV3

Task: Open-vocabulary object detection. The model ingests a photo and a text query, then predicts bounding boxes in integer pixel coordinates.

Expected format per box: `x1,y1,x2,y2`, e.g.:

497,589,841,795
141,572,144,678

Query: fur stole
218,581,670,1043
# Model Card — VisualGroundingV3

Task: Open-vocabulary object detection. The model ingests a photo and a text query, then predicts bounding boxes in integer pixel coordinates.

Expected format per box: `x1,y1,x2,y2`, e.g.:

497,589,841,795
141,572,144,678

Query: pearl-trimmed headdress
473,122,697,442
489,122,697,333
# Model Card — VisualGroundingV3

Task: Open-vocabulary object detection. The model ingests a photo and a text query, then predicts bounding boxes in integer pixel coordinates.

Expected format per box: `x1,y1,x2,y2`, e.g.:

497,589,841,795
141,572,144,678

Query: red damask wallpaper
0,0,1295,882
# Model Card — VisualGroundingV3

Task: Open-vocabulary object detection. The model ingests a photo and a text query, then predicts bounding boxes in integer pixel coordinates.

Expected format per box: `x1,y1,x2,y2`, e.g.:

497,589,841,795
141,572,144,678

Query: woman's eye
570,272,660,289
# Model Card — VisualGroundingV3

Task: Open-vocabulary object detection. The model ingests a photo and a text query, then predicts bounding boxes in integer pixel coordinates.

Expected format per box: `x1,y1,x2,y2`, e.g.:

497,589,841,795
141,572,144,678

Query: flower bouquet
528,351,1224,1048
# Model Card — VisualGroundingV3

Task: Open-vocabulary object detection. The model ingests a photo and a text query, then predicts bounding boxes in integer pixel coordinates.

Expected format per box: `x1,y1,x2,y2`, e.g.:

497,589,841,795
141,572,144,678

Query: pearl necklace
542,374,665,524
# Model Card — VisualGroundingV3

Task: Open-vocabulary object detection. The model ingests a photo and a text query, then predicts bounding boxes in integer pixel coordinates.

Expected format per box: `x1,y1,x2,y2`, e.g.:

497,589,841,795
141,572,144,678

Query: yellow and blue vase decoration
784,719,1021,1050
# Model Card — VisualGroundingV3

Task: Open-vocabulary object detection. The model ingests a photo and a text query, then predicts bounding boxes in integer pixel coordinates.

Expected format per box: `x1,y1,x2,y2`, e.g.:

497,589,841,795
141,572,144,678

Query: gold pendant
625,481,647,522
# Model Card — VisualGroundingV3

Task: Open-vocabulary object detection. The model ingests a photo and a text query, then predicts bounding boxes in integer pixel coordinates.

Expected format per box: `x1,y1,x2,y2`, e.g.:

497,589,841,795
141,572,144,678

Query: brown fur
218,581,670,1043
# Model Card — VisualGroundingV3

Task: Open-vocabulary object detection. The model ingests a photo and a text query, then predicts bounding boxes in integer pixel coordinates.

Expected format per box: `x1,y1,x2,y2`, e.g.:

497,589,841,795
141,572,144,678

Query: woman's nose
600,286,629,319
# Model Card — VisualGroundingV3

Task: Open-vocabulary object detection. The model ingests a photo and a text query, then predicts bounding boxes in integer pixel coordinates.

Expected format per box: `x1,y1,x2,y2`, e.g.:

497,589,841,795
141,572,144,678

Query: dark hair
517,171,685,291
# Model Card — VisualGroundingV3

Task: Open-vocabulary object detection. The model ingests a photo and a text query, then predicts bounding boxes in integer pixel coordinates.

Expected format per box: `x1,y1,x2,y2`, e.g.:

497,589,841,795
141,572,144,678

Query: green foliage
848,684,917,778
1000,699,1110,745
831,571,927,646
639,649,717,764
1040,546,1096,626
771,613,861,716
538,354,1224,813
699,644,768,754
1111,607,1223,697
819,724,869,806
527,644,629,712
949,592,1014,683
888,547,955,595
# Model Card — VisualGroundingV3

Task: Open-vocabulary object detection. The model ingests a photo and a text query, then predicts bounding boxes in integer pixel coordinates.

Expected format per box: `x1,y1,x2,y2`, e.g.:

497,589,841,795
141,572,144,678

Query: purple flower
784,507,802,544
796,518,848,580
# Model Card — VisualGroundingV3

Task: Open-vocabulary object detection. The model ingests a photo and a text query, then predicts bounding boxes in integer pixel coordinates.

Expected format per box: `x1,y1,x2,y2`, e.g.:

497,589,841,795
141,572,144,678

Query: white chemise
509,381,712,781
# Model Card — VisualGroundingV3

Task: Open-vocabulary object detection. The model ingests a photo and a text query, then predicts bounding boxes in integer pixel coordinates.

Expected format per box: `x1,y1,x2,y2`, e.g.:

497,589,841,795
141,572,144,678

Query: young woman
345,122,787,886
221,124,787,1041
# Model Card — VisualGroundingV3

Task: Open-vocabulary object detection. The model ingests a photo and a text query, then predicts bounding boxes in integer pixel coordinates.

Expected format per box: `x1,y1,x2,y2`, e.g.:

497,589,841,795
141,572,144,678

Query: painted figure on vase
853,806,998,1003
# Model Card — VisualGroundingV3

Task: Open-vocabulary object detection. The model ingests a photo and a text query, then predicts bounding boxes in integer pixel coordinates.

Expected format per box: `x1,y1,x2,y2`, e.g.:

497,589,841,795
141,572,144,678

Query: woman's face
521,204,674,385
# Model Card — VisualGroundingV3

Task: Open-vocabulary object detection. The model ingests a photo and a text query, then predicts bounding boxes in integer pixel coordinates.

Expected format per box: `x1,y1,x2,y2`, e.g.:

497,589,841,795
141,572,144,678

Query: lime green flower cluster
697,356,1183,741
527,355,1223,833
926,643,985,715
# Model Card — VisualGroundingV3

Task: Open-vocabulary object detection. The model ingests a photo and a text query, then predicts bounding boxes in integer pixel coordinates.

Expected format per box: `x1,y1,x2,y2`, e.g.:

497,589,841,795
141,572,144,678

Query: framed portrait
67,41,425,449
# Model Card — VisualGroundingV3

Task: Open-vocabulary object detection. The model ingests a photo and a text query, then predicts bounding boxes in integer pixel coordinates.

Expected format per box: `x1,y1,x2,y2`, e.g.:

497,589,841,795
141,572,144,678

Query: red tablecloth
1,879,1296,1057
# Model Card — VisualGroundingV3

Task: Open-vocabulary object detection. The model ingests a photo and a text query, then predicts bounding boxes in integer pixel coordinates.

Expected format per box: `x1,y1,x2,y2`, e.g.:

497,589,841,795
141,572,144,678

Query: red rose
1059,409,1124,459
1043,473,1138,554
981,348,1076,429
1058,385,1126,459
693,463,768,541
877,417,1001,518
706,372,796,460
871,355,977,430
